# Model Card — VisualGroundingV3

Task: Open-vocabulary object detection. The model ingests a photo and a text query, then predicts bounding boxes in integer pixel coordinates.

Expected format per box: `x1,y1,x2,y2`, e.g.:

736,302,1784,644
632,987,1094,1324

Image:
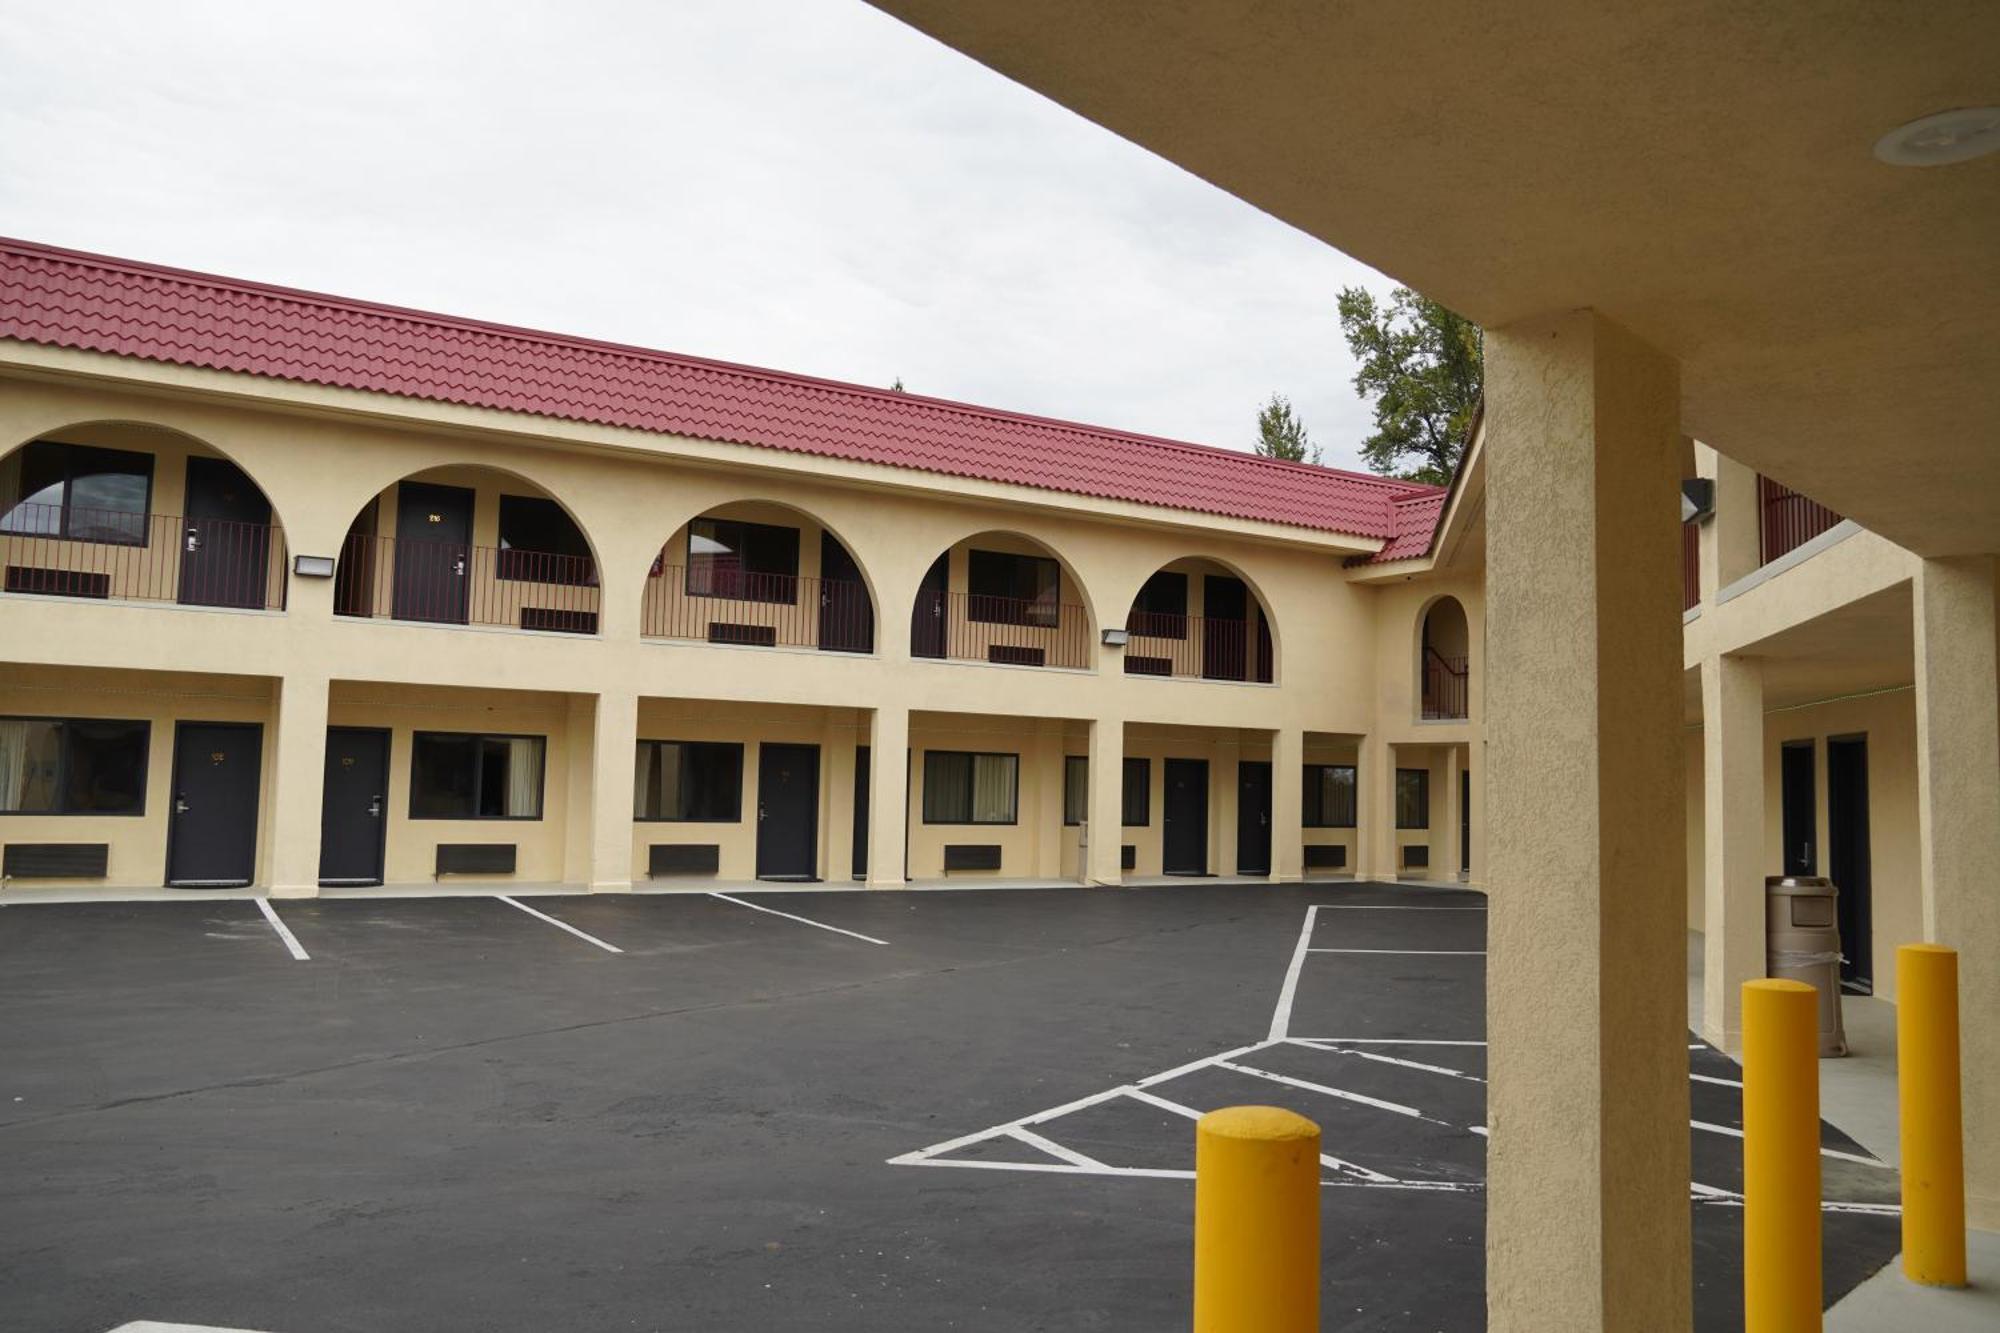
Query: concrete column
866,705,909,887
1356,733,1395,880
1700,653,1765,1052
1214,732,1241,875
1485,309,1689,1330
1694,442,1761,599
824,711,855,881
267,672,330,898
1913,554,2000,1227
587,690,637,892
1272,727,1304,882
1086,716,1125,885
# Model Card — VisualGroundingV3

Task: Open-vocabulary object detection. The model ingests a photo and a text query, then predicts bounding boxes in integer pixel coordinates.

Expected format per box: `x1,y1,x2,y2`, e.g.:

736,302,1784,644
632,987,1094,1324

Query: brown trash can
1765,875,1847,1057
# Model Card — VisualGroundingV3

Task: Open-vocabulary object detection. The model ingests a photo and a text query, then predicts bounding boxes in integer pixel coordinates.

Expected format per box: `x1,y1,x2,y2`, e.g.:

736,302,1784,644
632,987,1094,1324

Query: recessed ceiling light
1874,107,2000,167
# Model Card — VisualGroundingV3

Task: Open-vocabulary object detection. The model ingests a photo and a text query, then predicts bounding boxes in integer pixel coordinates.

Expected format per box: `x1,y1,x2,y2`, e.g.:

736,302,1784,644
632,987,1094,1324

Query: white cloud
0,0,1397,470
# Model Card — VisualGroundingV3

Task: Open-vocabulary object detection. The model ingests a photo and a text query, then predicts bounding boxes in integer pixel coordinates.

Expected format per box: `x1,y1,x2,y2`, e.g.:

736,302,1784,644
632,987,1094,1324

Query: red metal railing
1682,519,1701,611
0,501,286,609
1123,611,1273,682
1759,476,1842,566
641,563,873,652
912,589,1091,668
1421,649,1469,720
334,532,599,633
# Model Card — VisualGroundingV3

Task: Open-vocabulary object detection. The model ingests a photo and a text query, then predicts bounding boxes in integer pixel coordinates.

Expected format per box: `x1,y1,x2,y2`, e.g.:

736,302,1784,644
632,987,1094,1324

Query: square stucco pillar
1699,653,1764,1052
1694,442,1760,600
1272,727,1304,881
267,672,330,898
1357,733,1395,880
1485,309,1690,1331
587,691,637,892
1913,554,2000,1226
1086,716,1125,885
866,705,909,887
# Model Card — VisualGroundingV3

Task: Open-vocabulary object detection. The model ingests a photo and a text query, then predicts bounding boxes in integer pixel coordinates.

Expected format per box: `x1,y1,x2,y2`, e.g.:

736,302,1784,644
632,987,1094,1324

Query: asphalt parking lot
0,883,1898,1332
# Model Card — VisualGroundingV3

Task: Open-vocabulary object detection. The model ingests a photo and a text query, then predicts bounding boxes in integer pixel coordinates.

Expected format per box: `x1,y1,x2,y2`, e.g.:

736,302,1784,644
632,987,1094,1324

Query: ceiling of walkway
871,2,1999,557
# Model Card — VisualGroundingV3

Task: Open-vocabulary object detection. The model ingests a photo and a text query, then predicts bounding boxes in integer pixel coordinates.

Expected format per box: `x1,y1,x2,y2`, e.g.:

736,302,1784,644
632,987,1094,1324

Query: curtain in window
971,754,1017,823
1063,756,1087,824
505,738,541,817
0,719,59,812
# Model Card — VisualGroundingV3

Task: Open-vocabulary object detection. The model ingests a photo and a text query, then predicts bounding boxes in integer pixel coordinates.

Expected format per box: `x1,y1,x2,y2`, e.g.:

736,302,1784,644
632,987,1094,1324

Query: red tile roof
1367,490,1448,562
0,237,1441,542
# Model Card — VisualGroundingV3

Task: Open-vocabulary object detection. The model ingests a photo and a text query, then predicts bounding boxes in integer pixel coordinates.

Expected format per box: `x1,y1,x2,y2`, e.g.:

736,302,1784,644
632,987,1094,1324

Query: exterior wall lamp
1101,628,1129,648
293,554,337,578
1680,479,1715,524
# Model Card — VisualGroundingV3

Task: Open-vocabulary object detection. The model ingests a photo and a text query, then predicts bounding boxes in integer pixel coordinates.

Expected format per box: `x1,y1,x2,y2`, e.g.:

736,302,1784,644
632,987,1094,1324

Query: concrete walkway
1688,931,2000,1327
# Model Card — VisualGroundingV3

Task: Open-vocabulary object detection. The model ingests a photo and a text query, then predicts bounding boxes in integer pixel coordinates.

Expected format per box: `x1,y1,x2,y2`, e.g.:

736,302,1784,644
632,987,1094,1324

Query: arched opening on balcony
909,531,1094,670
641,501,876,653
1121,558,1276,683
0,421,288,609
1418,595,1470,719
333,467,601,634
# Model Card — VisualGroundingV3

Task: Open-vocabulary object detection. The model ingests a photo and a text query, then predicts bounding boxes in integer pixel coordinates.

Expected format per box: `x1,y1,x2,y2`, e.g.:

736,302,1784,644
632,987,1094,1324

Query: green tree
1255,392,1320,464
1336,285,1483,485
889,376,906,393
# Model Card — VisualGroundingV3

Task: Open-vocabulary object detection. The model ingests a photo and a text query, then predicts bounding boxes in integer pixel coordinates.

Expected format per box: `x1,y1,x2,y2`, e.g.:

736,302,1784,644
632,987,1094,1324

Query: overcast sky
0,0,1396,470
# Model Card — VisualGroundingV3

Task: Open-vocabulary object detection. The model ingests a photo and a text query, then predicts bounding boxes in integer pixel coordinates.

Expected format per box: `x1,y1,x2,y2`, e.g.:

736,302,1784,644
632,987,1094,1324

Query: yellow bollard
1897,944,1966,1287
1193,1105,1320,1333
1743,978,1822,1333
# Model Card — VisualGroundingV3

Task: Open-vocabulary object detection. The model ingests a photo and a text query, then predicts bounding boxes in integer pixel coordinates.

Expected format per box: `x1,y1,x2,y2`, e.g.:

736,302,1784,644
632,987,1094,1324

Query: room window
923,750,1019,824
0,716,149,815
967,549,1059,627
1303,764,1357,828
1126,571,1188,639
1395,768,1430,830
686,518,799,604
0,441,153,545
1063,755,1087,825
634,740,743,822
410,732,545,819
497,495,596,585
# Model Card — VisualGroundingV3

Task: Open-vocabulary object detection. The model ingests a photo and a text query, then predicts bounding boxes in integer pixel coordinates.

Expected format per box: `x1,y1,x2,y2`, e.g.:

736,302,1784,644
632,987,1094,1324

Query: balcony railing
335,532,599,633
641,564,873,652
1421,649,1469,720
912,589,1091,669
1759,476,1842,566
0,502,287,610
1122,611,1274,682
1682,518,1701,611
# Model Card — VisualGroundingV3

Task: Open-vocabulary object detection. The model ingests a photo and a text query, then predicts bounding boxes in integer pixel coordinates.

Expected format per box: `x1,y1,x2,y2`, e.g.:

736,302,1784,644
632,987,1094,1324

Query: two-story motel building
0,238,1483,899
3,235,1992,1227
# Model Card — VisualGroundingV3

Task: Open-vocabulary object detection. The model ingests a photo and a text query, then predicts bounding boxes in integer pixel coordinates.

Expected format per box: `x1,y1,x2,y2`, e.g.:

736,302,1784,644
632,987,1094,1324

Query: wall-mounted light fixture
1100,627,1129,648
292,554,337,578
1680,479,1715,524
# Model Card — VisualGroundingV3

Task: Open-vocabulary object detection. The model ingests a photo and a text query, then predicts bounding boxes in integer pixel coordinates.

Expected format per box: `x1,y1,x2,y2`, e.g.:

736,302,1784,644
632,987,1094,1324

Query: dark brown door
911,553,948,658
166,722,263,886
1828,736,1872,993
852,745,870,880
393,481,473,623
1780,741,1816,875
319,727,390,886
1163,758,1209,875
818,532,873,652
1203,576,1249,681
179,456,272,609
1236,760,1271,876
756,742,820,881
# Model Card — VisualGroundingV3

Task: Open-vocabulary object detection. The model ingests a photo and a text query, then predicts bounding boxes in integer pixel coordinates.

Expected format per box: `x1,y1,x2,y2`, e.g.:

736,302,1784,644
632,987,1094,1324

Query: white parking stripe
494,895,622,954
1306,948,1485,955
1267,904,1320,1040
709,892,889,946
1213,1058,1446,1124
1690,1072,1744,1089
1007,1125,1108,1170
1314,904,1486,911
255,898,309,961
1689,1118,1887,1167
1293,1039,1487,1083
